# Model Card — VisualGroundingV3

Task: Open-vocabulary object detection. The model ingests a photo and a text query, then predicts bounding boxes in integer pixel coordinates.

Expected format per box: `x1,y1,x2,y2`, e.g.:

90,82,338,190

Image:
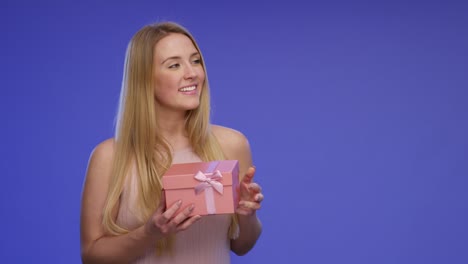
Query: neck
156,110,191,151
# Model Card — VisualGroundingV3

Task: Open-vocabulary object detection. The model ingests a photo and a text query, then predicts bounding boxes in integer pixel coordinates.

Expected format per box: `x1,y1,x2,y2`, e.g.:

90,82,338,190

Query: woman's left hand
236,166,264,216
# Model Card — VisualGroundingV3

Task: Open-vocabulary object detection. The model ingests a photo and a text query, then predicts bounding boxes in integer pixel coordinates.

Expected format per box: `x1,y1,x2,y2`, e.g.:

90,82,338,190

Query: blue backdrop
2,0,467,263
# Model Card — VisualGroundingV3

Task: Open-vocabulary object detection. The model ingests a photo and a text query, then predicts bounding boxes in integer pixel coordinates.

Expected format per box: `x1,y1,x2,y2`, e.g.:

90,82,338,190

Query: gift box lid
162,160,239,190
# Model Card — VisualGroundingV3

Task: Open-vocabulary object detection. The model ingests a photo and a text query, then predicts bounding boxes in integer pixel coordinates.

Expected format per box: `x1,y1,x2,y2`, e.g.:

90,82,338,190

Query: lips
178,85,196,92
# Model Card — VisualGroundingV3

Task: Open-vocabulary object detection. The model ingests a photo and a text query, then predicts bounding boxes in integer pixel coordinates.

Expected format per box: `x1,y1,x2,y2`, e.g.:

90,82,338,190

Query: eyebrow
161,52,200,65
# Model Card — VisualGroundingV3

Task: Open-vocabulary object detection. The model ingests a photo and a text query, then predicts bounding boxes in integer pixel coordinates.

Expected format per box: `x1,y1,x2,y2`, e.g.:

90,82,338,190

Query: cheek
199,68,206,79
197,68,206,84
154,74,177,94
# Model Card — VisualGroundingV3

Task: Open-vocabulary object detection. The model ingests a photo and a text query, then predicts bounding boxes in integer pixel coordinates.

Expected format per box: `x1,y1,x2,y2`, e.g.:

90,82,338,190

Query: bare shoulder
212,125,250,150
211,125,252,163
90,138,116,161
81,138,117,251
84,138,116,188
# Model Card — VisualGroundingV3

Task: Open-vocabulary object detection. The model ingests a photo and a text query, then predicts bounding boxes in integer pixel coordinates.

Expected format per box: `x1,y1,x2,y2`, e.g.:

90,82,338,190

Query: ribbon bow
194,170,224,195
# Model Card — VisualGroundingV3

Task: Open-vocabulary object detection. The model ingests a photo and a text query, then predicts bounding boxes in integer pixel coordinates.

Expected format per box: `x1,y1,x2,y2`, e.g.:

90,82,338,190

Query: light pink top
116,148,232,264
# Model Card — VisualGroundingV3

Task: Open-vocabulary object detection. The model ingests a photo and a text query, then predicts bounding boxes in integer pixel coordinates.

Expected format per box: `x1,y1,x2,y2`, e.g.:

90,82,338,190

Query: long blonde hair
102,22,237,253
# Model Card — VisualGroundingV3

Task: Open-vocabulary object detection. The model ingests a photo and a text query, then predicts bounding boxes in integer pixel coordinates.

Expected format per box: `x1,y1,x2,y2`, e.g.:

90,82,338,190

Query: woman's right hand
144,193,201,238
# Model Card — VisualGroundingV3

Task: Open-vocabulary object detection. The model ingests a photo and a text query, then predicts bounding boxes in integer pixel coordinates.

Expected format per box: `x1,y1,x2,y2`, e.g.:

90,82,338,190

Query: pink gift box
162,160,239,216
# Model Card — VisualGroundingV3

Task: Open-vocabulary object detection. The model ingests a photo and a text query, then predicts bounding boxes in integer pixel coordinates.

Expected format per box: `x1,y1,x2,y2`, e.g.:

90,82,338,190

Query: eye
168,63,180,69
192,59,201,64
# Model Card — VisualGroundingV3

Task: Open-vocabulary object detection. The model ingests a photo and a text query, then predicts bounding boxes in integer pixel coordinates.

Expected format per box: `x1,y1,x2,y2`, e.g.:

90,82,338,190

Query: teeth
179,85,196,92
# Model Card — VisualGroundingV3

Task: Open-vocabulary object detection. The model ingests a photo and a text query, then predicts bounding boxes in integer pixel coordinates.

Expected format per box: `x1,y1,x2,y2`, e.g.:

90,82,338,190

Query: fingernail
189,204,195,211
177,200,182,206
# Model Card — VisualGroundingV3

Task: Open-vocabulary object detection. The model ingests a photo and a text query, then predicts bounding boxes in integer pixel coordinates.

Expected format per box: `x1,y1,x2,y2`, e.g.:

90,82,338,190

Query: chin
187,104,200,111
186,100,201,110
178,104,199,113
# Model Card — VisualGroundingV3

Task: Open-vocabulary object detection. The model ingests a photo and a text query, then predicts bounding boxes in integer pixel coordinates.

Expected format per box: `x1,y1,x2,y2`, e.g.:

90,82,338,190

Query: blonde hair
102,22,237,254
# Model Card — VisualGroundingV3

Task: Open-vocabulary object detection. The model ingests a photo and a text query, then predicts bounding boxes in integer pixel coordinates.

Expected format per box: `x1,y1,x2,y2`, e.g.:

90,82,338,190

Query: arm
231,167,263,256
80,139,150,263
212,126,263,255
80,139,200,263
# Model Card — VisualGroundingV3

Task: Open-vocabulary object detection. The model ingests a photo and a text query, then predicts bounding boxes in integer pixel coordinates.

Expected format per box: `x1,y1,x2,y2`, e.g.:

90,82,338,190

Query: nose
184,64,196,79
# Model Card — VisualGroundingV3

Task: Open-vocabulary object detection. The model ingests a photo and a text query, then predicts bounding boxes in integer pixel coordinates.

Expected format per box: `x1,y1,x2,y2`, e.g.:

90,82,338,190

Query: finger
255,193,264,202
236,205,259,216
177,215,202,231
248,183,262,193
236,207,257,215
172,204,195,225
242,166,256,183
239,182,261,201
158,200,182,225
239,200,261,211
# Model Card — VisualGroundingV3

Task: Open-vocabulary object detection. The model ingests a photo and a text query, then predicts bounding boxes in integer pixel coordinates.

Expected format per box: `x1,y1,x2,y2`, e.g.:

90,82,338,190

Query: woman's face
153,33,205,114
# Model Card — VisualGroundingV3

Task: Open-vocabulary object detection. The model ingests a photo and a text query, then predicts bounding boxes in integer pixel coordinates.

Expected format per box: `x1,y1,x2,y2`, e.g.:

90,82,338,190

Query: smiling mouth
178,85,196,92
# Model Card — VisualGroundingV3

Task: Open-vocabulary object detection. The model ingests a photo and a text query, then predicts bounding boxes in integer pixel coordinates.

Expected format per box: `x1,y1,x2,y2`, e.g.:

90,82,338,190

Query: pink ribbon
194,170,223,214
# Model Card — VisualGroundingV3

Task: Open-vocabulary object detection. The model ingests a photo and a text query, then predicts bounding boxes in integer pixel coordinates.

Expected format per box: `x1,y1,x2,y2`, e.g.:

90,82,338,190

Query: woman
80,22,263,263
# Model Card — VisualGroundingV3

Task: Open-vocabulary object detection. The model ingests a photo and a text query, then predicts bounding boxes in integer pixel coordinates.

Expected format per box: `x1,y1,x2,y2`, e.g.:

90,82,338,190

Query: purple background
1,0,467,263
